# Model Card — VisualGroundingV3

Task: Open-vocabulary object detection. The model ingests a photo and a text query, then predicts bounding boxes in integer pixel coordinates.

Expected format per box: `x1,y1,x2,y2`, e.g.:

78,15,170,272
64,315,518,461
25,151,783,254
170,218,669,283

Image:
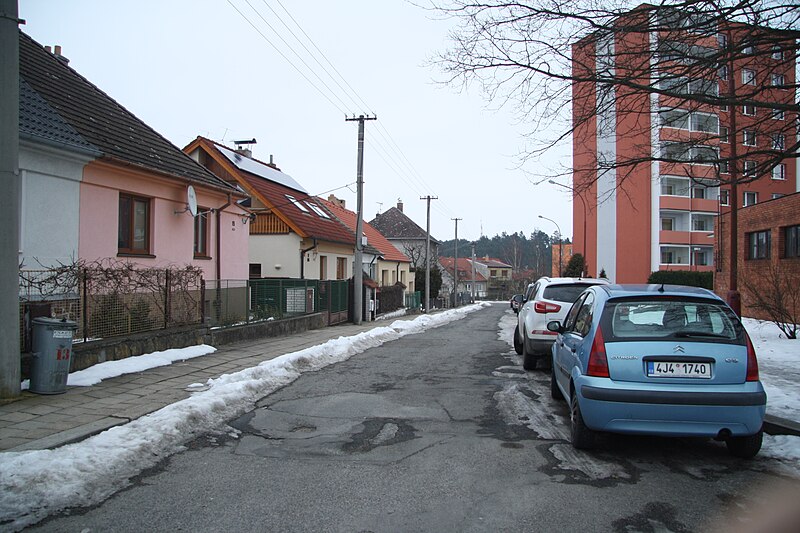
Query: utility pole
420,196,437,312
471,243,476,302
345,114,376,325
1,0,21,399
452,218,461,307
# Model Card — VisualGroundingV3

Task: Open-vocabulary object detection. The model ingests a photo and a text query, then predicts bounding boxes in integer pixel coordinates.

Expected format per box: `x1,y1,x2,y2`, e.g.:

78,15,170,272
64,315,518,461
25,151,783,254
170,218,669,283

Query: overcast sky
20,0,573,243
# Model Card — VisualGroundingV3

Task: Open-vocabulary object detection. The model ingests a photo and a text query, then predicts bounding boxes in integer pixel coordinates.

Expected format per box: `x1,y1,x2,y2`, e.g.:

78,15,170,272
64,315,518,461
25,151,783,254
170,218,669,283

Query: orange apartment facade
572,5,798,283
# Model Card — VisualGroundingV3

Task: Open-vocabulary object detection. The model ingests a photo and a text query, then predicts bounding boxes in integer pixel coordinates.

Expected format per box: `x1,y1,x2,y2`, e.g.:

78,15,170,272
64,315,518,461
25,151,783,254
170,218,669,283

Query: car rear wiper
673,330,728,338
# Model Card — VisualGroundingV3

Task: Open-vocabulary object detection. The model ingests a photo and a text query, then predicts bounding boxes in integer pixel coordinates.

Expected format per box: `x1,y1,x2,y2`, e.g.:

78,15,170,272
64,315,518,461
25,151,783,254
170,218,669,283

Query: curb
764,414,800,437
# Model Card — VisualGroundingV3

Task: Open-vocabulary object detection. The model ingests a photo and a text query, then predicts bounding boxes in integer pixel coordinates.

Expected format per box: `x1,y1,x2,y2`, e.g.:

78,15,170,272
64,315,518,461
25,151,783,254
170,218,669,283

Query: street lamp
549,179,588,276
538,215,563,277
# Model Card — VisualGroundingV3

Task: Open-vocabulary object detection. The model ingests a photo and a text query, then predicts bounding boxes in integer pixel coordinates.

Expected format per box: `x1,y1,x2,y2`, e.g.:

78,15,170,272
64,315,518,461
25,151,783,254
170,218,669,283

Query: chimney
52,45,69,65
233,139,256,160
234,147,252,158
327,194,345,208
266,154,281,171
397,199,404,212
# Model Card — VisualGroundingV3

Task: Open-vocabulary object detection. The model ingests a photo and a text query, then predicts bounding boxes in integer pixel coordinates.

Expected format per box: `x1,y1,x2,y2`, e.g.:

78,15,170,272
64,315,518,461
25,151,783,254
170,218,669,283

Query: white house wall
249,233,302,278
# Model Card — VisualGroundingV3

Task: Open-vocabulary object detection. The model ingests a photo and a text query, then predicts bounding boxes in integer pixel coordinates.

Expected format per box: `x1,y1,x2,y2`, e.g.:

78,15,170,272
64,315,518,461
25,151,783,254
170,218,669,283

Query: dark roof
369,207,439,243
439,257,487,282
19,31,238,193
190,138,357,246
477,257,513,268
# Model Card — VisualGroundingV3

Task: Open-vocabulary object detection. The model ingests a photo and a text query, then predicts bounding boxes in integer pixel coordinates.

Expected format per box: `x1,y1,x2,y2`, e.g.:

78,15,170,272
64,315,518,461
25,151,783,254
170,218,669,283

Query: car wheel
521,329,537,370
513,325,523,355
550,366,563,400
570,390,596,449
726,430,763,459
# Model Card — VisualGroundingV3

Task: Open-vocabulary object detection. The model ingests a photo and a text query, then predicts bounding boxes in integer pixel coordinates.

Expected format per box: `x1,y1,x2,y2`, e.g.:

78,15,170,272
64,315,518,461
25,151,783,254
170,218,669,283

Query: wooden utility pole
345,114,376,324
452,218,461,307
420,196,437,312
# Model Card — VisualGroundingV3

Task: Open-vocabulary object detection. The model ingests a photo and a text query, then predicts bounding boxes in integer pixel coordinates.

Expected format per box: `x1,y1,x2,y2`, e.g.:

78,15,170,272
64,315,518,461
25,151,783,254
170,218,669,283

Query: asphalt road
31,304,800,532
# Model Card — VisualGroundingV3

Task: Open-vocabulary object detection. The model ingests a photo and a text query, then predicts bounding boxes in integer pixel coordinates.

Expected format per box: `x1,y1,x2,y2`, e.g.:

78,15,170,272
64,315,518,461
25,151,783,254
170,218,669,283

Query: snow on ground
0,303,489,531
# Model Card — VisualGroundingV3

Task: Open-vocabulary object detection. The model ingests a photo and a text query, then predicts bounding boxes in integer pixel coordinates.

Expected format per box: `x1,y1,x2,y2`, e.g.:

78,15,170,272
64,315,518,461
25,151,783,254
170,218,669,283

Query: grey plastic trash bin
30,317,78,394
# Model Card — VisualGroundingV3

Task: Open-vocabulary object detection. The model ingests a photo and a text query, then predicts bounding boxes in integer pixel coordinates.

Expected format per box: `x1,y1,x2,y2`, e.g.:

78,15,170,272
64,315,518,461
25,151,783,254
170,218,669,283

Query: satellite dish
187,185,198,217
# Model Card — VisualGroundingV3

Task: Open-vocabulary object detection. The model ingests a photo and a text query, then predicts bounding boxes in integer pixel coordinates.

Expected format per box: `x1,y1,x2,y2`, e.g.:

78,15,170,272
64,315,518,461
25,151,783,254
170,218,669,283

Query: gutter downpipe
213,193,232,324
300,239,318,279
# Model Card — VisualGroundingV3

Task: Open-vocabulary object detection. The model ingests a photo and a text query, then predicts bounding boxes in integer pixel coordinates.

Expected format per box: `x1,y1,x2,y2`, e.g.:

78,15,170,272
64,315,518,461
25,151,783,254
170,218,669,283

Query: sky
2,308,797,529
18,0,574,243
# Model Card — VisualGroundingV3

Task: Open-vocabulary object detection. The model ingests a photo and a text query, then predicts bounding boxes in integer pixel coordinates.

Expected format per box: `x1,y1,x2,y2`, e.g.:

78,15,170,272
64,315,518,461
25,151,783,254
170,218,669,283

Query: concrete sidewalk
1,316,798,453
0,321,386,452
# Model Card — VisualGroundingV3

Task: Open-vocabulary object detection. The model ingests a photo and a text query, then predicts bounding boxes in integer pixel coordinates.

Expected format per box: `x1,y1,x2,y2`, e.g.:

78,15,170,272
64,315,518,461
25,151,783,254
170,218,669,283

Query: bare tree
741,261,799,339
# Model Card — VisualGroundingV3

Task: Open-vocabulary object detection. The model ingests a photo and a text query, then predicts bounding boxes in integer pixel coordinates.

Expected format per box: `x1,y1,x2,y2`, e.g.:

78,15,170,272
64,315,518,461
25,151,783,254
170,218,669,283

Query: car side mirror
547,320,563,333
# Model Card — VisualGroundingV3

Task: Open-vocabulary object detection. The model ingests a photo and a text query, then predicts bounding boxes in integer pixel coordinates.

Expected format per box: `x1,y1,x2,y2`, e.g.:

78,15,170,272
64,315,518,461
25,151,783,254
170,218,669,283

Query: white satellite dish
187,185,198,217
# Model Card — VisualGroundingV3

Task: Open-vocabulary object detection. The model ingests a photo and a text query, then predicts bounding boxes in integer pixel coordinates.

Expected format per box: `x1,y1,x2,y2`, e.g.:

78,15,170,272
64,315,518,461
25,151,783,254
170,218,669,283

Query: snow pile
0,303,488,531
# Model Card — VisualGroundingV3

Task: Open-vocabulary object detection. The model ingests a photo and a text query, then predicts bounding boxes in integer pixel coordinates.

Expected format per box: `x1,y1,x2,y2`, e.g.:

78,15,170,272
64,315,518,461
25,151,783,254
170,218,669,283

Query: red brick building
714,192,800,321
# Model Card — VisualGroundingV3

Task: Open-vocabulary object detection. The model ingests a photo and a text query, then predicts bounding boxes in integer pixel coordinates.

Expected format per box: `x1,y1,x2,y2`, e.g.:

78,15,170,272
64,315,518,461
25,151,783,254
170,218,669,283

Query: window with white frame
692,186,707,199
720,189,730,206
772,163,786,180
720,126,729,143
771,45,783,60
744,160,757,176
661,217,675,231
718,66,728,80
719,160,729,174
771,73,785,87
743,104,756,116
689,78,718,96
743,191,758,206
718,33,727,48
742,44,755,55
691,113,719,133
772,193,785,200
659,108,690,129
742,68,755,85
743,130,756,146
771,134,785,150
720,104,728,112
772,108,785,120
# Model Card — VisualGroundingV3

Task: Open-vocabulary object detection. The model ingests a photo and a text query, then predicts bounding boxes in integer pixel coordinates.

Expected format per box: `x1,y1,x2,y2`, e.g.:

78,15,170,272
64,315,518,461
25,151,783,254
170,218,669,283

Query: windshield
603,298,743,343
542,284,596,303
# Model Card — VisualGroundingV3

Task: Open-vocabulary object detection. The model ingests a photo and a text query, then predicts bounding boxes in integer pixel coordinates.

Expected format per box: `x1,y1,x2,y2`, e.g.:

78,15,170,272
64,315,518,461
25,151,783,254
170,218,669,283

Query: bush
647,270,713,290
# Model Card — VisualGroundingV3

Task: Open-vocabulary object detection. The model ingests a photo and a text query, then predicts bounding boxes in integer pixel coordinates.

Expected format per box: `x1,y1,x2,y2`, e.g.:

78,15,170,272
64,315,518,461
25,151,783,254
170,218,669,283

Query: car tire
513,325,523,355
570,390,596,450
550,366,563,400
521,329,537,370
726,430,763,459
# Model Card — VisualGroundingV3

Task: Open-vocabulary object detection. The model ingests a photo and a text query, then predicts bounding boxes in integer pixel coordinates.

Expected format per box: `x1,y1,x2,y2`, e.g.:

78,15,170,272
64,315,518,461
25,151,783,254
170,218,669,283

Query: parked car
548,284,766,458
510,294,524,314
514,277,610,370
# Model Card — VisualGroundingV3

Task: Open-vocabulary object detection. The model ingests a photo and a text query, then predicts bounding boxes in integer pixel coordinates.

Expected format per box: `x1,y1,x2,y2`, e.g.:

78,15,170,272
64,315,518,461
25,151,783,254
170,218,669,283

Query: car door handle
571,346,577,353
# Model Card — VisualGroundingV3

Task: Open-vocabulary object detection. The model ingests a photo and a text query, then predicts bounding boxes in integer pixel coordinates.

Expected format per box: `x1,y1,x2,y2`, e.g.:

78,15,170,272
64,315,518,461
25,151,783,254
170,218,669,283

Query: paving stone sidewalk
0,321,386,452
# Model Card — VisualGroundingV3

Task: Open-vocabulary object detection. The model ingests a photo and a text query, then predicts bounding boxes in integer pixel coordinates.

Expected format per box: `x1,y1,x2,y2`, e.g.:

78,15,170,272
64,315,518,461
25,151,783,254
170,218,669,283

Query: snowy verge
0,303,489,531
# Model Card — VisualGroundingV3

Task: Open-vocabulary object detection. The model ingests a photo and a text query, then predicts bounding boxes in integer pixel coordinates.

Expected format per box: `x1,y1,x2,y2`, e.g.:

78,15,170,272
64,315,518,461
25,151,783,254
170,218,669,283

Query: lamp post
539,215,563,277
549,180,588,276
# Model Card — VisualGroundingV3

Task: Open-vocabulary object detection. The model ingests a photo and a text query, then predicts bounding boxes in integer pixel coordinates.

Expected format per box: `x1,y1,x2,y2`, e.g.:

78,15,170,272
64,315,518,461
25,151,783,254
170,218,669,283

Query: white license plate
647,361,712,379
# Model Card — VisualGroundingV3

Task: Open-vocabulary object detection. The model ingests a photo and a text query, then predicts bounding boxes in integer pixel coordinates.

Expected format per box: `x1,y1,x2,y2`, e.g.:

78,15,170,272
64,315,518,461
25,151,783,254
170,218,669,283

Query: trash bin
30,317,78,394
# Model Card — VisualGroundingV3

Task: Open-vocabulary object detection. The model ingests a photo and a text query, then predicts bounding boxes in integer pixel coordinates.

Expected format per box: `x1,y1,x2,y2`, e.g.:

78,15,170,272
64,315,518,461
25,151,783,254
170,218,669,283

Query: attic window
285,194,309,212
305,201,330,219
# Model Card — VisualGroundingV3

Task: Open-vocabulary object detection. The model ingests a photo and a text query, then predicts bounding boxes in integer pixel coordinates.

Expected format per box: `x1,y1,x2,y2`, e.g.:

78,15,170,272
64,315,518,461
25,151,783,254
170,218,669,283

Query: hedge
647,270,713,290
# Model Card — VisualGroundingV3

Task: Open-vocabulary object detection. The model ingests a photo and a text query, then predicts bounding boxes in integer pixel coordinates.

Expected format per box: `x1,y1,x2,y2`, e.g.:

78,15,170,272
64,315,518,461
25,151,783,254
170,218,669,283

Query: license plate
647,361,712,379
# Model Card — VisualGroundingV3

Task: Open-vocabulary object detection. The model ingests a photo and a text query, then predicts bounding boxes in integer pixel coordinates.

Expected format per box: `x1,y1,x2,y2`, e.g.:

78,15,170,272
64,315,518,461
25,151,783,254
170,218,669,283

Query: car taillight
534,301,561,314
745,331,759,382
587,327,609,378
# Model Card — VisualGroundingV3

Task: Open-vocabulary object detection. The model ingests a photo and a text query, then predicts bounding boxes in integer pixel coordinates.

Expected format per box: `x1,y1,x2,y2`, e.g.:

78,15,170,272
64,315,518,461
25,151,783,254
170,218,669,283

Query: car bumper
575,377,766,437
525,333,557,356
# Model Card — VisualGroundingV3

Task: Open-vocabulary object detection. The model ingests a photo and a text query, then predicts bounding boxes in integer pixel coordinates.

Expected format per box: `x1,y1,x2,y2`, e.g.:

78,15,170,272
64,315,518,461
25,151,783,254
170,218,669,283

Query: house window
742,104,755,116
720,189,730,206
249,263,262,279
501,270,509,278
743,191,758,206
772,108,785,120
771,73,785,87
772,164,786,181
719,126,729,143
661,217,675,231
742,45,755,55
771,46,783,60
193,209,209,258
118,193,150,254
771,134,785,150
746,230,770,259
743,160,756,177
785,225,800,258
336,257,347,280
490,269,497,277
319,255,328,280
742,130,756,146
742,68,755,85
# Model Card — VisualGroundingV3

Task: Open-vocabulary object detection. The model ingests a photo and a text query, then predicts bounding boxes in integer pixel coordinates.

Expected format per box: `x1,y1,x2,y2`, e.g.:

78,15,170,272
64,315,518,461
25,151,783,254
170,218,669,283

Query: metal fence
405,291,421,311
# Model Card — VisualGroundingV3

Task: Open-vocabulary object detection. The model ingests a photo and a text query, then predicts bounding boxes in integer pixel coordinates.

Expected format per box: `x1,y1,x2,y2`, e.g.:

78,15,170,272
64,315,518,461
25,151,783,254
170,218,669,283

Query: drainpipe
215,193,232,281
300,238,318,279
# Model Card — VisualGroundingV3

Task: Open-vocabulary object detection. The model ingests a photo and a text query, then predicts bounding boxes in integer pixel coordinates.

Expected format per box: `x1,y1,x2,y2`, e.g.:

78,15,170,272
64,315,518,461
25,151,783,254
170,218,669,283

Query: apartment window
742,130,756,146
742,68,755,85
692,146,718,164
720,104,728,112
720,189,730,206
661,217,675,231
319,255,328,280
660,108,689,129
742,45,755,55
771,46,783,60
336,257,347,280
694,250,709,266
718,33,727,49
771,134,785,150
193,209,209,258
659,76,689,95
771,73,785,87
692,186,707,199
692,218,708,231
719,126,729,143
785,225,800,258
661,250,674,264
689,78,718,97
772,163,786,181
742,104,755,116
718,66,728,80
743,160,757,176
743,191,758,206
719,160,729,174
746,230,770,259
772,193,785,200
691,113,719,133
118,193,150,254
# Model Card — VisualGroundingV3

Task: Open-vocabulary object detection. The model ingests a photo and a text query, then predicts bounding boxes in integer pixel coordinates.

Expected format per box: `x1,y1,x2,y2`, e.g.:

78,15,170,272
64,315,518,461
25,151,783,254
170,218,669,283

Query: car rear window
602,298,744,343
542,284,596,303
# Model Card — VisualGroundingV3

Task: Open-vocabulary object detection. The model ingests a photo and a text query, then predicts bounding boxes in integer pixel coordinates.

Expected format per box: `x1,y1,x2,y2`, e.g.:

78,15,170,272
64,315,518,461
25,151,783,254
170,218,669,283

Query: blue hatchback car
548,284,766,458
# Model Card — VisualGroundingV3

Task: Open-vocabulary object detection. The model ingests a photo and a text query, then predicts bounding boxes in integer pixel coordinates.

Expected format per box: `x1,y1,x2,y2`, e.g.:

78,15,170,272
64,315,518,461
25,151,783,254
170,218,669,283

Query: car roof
596,284,722,301
527,277,610,288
